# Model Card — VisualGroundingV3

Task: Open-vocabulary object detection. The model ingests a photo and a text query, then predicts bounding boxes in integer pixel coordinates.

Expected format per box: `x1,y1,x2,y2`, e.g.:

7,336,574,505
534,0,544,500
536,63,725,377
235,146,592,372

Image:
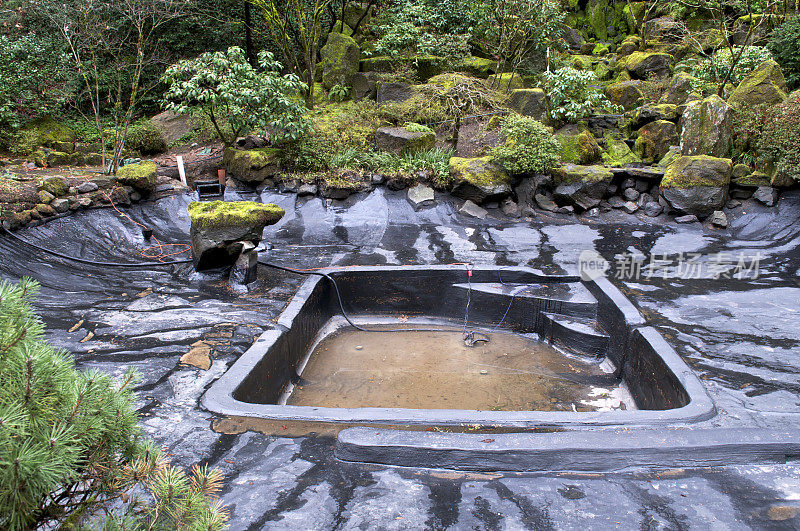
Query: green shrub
541,67,621,124
125,121,168,155
768,16,800,90
329,84,351,102
694,45,773,85
490,114,560,174
404,122,434,133
759,90,800,181
0,278,228,530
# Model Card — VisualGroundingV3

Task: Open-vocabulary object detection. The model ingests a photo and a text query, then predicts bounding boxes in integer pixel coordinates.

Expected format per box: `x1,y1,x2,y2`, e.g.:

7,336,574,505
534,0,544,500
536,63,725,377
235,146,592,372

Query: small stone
638,193,652,207
753,186,778,207
585,207,600,217
730,188,753,200
371,174,386,185
556,205,575,214
130,191,142,202
709,210,728,227
766,505,800,521
501,198,520,218
644,202,664,217
407,183,435,210
622,201,639,214
298,183,318,196
35,204,55,217
479,369,489,375
725,199,742,209
180,343,212,370
534,193,558,212
623,188,640,201
675,214,699,223
459,200,488,219
622,177,636,190
76,181,99,193
355,345,363,350
51,198,69,213
608,196,626,209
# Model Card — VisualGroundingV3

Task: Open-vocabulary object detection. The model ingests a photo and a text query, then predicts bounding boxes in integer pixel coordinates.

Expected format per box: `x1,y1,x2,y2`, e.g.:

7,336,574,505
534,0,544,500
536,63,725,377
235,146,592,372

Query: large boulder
11,116,76,155
727,60,788,108
679,95,733,158
375,126,435,155
551,164,613,211
622,52,674,79
660,72,697,105
605,80,644,111
634,120,678,163
115,161,157,195
376,81,415,103
150,111,198,145
557,131,602,165
351,72,379,100
449,156,513,204
223,148,281,184
508,89,547,122
188,200,284,270
660,155,732,217
319,32,361,90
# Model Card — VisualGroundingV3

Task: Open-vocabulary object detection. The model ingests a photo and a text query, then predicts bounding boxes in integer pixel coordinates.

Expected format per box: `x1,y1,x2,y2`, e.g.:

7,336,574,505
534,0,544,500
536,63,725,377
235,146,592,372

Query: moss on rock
727,60,788,108
488,72,526,92
115,161,157,194
456,57,497,78
602,133,641,165
662,155,732,187
224,148,282,184
188,200,284,229
605,80,644,111
634,120,678,163
558,131,602,165
11,117,77,155
622,51,674,79
449,156,513,203
39,176,68,197
320,32,361,90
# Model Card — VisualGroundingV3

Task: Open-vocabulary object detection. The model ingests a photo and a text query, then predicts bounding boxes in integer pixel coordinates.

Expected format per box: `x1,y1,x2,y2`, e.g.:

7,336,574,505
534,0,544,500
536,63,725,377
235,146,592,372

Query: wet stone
608,196,626,209
76,181,99,193
623,188,640,201
51,198,69,213
459,200,488,219
298,183,318,196
675,214,699,223
622,201,639,214
407,184,435,210
754,186,778,207
709,210,728,227
535,193,558,212
644,201,664,217
725,199,742,209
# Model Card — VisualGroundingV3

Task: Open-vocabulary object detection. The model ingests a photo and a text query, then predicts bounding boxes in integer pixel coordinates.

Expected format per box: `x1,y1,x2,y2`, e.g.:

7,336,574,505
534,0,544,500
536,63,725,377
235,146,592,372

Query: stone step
539,313,610,358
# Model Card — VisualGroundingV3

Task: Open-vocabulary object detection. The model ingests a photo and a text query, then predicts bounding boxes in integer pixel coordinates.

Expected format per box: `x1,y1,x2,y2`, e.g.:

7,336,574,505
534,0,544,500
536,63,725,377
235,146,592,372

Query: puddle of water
286,327,633,412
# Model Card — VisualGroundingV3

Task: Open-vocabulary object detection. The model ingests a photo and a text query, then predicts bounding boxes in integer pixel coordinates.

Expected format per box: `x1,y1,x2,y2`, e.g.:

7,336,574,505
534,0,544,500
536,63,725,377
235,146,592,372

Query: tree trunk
244,1,256,67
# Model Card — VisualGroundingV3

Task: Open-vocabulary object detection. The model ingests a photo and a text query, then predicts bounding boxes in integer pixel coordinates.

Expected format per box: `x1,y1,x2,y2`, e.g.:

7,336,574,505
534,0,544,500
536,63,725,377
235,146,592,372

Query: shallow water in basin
287,327,634,412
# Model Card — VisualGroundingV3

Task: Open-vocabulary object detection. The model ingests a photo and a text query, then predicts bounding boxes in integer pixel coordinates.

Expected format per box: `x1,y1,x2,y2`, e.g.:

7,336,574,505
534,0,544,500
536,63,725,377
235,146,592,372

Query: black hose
0,225,193,268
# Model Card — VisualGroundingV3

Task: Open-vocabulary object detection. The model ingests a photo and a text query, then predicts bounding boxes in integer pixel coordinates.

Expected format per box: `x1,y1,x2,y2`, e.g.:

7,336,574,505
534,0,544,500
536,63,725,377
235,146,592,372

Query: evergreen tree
0,278,228,530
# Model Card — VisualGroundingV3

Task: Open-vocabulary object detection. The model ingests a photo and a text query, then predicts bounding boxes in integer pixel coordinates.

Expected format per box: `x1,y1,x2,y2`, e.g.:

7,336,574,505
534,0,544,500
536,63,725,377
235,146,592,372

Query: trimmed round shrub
490,114,560,175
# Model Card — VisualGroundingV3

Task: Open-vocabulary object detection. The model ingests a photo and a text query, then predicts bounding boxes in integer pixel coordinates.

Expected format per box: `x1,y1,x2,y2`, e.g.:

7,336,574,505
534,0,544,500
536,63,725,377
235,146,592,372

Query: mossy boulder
188,200,284,270
679,95,732,158
617,35,641,57
319,32,361,90
376,81,415,103
39,176,68,197
507,89,547,122
375,126,435,155
660,72,697,105
359,56,394,73
115,161,157,195
602,133,641,165
605,80,644,111
634,120,678,163
449,156,513,204
660,155,732,216
488,72,525,92
551,164,613,211
456,56,497,78
622,52,674,79
11,117,77,155
223,147,281,184
557,131,602,165
586,0,628,41
727,60,788,108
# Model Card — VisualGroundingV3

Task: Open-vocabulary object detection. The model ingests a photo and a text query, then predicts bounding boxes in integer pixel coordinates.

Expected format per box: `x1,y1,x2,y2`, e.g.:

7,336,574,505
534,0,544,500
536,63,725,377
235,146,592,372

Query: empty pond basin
284,325,634,412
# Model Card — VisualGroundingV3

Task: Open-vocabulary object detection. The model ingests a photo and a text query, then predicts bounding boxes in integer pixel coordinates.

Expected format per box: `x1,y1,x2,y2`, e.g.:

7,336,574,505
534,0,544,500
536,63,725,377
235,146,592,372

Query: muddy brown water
286,326,633,412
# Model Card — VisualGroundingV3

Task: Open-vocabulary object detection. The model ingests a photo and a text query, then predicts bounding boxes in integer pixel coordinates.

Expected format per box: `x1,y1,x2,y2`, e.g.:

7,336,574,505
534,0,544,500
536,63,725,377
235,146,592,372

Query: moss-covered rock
592,43,611,56
733,171,770,188
188,200,284,270
359,56,394,73
660,72,697,105
456,56,497,78
375,126,435,155
11,117,77,155
487,72,525,92
679,94,732,157
319,32,361,90
587,0,628,41
617,35,641,57
727,60,788,108
557,131,602,165
39,176,68,197
115,161,157,195
634,120,678,163
449,156,513,204
551,164,613,210
622,52,674,79
507,89,547,122
602,132,641,165
605,80,643,111
660,155,732,216
223,147,282,184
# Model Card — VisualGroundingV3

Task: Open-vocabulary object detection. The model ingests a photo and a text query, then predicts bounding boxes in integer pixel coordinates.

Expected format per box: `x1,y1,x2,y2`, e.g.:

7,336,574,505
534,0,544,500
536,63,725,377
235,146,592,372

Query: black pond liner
201,265,715,427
